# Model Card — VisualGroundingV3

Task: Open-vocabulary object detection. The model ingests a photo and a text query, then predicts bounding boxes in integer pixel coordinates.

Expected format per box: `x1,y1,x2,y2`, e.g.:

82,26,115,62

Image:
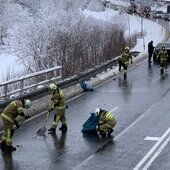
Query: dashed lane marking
144,137,160,141
110,106,119,113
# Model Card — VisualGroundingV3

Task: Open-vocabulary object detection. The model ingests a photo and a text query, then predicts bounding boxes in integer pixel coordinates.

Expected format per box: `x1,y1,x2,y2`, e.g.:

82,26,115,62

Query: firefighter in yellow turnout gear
157,45,169,75
0,99,31,151
95,108,117,137
118,46,133,79
48,83,67,133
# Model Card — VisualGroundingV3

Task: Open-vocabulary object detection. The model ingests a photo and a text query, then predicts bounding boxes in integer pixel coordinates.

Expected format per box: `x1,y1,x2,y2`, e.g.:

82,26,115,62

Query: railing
0,66,62,101
0,52,141,109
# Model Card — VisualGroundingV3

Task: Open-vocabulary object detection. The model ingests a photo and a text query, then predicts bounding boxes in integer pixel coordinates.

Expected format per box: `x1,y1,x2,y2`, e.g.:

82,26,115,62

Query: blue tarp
80,81,94,91
81,113,99,134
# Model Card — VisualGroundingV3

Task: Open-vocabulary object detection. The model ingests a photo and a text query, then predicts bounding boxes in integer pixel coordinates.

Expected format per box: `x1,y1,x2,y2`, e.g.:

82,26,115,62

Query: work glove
25,115,30,119
54,103,58,108
14,120,20,129
48,104,54,112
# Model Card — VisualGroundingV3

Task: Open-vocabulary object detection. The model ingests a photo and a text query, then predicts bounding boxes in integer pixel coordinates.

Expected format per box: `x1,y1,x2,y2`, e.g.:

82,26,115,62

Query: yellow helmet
125,46,130,51
162,45,165,50
49,83,57,91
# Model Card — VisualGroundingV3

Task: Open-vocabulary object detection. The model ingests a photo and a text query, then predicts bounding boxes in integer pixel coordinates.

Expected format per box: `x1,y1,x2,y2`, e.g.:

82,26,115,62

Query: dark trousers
160,61,167,69
118,59,127,72
148,52,153,63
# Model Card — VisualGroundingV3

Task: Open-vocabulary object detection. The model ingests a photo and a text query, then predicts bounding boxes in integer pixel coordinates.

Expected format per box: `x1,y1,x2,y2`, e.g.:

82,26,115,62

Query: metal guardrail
0,57,120,108
0,52,140,109
0,66,62,102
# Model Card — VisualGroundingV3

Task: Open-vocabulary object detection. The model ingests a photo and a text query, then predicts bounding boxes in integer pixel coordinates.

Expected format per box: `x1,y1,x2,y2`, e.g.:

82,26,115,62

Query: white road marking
114,114,145,140
151,74,165,85
143,135,170,169
134,127,170,170
136,59,147,66
144,137,160,141
151,77,161,84
110,106,119,113
74,113,145,170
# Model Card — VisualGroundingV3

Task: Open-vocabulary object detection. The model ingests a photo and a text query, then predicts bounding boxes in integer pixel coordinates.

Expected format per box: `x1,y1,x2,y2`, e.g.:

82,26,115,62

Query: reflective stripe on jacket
121,51,132,65
157,49,168,62
99,111,113,124
1,113,14,123
51,89,66,109
2,100,24,120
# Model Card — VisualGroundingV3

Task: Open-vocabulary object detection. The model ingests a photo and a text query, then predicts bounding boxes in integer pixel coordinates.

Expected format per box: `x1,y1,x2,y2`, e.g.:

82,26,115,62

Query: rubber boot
4,145,16,152
59,124,67,132
48,128,56,133
107,129,114,137
0,141,6,149
160,68,164,75
124,73,127,79
99,131,106,138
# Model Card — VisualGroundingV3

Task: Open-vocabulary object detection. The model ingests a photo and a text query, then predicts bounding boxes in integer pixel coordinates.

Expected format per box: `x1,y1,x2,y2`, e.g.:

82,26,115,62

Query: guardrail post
20,79,24,95
4,84,7,99
59,68,62,79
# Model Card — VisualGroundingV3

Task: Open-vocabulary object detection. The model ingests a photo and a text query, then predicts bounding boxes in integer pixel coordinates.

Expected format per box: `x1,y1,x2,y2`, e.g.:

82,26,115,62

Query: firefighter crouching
95,108,117,137
0,99,31,151
157,45,169,74
118,46,133,79
48,83,67,133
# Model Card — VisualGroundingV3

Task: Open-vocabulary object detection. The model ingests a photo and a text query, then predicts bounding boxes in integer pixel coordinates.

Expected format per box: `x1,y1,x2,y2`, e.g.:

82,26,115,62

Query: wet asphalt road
1,59,170,170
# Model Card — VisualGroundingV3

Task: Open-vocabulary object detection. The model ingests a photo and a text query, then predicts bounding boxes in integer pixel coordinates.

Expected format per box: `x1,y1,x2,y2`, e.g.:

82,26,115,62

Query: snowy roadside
0,6,169,131
0,22,168,132
0,50,149,132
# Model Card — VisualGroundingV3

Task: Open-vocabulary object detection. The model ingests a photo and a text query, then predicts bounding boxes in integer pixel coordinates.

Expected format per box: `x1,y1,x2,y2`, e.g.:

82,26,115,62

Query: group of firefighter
0,43,167,152
0,82,117,152
119,41,169,77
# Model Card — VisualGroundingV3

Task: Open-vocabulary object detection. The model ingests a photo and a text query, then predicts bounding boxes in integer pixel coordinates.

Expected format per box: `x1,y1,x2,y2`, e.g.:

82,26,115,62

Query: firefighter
157,45,169,74
95,108,117,137
118,46,133,79
48,83,67,133
0,99,31,151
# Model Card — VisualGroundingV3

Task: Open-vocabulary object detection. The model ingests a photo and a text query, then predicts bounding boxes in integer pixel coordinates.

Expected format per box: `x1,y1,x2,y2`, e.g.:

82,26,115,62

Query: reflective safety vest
121,51,132,65
157,49,168,62
99,111,113,125
1,100,24,123
51,89,66,109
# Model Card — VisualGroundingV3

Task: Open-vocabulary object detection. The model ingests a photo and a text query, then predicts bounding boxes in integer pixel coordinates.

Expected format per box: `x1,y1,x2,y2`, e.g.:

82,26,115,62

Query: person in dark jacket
148,40,154,63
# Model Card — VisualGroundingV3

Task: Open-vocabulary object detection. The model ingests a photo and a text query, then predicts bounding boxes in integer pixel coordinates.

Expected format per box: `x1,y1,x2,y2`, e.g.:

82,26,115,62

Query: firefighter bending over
157,45,169,75
48,83,67,133
0,99,31,151
118,46,133,79
95,108,117,137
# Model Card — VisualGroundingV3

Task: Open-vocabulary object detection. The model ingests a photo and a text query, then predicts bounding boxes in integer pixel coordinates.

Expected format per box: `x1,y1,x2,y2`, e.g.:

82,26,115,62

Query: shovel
36,111,50,135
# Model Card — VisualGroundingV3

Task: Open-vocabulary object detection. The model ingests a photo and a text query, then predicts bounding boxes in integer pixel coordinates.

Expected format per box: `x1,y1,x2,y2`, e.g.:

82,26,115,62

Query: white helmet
95,108,101,115
49,83,57,91
24,99,32,109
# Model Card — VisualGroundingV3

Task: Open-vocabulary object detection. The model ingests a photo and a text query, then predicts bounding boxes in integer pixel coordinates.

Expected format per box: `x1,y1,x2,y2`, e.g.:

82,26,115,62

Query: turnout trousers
1,117,14,146
51,108,67,129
